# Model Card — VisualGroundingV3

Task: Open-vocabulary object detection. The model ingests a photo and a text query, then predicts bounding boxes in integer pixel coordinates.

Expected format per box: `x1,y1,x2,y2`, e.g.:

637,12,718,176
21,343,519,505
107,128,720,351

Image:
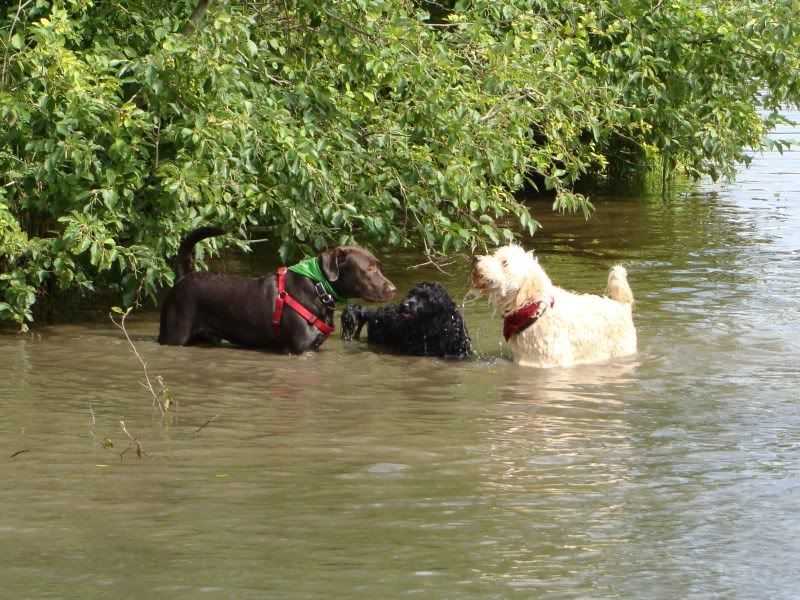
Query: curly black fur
341,282,471,358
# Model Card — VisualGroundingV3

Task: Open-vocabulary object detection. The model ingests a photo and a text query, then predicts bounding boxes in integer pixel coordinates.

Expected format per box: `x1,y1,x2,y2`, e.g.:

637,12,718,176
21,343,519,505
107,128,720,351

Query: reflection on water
1,114,799,598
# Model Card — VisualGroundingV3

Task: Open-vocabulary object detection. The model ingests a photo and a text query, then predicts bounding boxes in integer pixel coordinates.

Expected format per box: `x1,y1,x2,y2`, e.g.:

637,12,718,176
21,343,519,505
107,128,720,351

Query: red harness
272,267,335,339
503,298,554,341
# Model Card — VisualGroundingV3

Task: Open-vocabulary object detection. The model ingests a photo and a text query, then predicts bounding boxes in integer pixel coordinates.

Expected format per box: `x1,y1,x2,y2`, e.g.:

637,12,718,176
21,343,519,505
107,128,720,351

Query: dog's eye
501,260,508,267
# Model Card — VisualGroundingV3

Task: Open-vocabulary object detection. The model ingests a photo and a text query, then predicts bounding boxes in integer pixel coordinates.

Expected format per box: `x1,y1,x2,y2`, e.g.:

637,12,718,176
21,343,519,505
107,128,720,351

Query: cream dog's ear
515,277,540,309
514,255,552,308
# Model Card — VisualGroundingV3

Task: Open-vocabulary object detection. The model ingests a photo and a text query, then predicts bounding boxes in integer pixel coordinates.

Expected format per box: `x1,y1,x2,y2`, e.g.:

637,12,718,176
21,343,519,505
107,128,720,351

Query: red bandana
503,298,553,341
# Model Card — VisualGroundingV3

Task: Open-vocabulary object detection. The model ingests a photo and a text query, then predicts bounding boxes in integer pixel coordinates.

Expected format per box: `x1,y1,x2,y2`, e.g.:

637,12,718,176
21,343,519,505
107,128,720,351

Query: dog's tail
607,265,634,306
176,227,225,280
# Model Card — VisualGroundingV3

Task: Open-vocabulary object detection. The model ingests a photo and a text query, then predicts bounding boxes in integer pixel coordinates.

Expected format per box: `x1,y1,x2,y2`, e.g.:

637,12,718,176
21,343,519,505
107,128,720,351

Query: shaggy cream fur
471,245,637,368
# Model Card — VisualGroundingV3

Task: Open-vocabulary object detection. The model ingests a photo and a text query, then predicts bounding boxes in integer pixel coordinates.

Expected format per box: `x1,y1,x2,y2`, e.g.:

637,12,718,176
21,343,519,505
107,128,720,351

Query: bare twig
109,308,166,418
321,8,373,40
407,254,457,274
7,70,45,91
266,74,289,85
479,88,548,123
192,414,220,438
1,0,35,90
154,115,161,171
9,449,30,458
426,22,474,28
408,213,458,275
120,420,150,459
88,408,131,458
89,405,97,445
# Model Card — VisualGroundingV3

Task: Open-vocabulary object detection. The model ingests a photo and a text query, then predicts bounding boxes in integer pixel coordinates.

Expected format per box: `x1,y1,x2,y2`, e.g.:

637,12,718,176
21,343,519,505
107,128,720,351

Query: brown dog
158,227,396,353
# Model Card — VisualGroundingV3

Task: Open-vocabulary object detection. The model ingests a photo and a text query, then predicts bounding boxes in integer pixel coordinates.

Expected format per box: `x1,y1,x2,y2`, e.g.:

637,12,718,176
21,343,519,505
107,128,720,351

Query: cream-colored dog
471,245,636,368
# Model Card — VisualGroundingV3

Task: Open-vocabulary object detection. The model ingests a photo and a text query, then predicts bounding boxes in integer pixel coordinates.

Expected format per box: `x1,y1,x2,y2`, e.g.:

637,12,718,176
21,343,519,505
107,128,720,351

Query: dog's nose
386,282,397,295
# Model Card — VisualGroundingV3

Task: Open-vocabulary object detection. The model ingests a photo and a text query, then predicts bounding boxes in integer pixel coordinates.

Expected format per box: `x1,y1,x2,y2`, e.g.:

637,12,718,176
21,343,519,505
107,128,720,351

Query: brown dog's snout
379,280,397,301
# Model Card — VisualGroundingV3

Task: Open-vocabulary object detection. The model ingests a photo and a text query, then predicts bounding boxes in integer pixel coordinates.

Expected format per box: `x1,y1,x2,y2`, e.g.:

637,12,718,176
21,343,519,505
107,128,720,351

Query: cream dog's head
471,244,553,315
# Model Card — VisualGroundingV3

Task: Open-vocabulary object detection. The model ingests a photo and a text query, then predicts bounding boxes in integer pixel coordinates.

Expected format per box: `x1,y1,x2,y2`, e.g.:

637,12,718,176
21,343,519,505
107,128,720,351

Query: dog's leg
158,303,197,346
340,305,358,340
353,308,369,339
189,331,222,345
158,321,195,345
341,305,370,340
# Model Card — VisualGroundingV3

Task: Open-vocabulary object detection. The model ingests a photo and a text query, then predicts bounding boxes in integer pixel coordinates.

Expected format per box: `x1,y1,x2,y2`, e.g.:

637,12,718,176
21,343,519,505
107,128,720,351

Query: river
1,112,798,598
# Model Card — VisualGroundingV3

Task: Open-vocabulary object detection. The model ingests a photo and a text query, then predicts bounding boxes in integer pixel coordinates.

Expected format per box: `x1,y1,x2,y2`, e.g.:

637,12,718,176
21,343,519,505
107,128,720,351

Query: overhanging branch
182,0,210,35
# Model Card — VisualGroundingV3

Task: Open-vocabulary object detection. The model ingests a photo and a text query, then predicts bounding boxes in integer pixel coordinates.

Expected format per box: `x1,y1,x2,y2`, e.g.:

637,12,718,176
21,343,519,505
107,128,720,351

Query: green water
1,114,799,598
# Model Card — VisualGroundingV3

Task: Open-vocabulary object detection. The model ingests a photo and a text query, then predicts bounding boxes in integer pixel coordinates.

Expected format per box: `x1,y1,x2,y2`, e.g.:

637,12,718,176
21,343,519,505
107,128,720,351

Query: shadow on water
1,113,799,598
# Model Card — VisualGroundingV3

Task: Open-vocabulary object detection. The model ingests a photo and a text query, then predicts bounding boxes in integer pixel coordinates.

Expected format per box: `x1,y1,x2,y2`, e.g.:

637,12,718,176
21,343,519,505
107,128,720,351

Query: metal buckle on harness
314,282,336,307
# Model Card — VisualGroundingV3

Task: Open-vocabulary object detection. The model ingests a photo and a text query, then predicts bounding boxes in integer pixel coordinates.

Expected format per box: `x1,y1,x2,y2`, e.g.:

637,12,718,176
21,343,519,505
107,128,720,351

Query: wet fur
159,228,396,353
341,282,472,358
472,245,636,368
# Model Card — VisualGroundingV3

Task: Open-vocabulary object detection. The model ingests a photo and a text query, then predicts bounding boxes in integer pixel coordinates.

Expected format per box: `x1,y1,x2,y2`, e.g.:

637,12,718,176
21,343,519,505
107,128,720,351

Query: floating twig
192,414,220,439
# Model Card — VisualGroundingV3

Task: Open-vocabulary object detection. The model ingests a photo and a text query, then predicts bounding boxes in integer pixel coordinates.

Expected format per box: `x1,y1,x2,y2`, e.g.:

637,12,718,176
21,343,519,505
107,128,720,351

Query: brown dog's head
318,246,396,302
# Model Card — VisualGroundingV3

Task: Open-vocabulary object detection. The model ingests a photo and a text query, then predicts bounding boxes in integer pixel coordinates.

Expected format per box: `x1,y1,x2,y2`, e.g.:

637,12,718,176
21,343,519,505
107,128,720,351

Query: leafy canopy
1,0,798,327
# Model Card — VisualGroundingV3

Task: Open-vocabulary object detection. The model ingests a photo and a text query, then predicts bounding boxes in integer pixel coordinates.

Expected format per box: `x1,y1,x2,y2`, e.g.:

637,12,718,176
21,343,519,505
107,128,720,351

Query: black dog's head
399,282,457,321
340,281,471,358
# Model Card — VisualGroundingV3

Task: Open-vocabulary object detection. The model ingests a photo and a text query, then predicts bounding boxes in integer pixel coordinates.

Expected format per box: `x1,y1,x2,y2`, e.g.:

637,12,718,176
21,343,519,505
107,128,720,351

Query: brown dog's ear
320,248,344,282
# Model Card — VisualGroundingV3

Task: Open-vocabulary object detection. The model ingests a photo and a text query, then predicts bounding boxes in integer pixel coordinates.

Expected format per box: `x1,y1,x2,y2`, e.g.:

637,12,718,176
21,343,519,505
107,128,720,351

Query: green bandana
287,257,346,302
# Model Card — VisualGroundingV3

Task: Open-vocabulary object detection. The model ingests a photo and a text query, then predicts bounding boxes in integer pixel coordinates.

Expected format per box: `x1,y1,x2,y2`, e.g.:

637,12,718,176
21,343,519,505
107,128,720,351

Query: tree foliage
1,0,798,327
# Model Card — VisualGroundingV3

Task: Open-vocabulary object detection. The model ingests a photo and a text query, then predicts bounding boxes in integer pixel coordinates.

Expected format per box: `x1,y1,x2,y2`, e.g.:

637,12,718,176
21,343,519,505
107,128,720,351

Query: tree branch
182,0,210,35
321,8,373,40
1,0,34,91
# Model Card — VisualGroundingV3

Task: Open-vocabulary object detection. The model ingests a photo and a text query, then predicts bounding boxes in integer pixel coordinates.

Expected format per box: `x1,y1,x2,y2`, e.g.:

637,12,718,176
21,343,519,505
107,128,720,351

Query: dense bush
1,0,798,327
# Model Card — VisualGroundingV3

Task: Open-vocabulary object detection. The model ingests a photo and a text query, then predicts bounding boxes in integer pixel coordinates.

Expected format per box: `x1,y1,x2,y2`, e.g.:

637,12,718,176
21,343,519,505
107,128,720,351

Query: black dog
341,282,471,358
159,227,396,353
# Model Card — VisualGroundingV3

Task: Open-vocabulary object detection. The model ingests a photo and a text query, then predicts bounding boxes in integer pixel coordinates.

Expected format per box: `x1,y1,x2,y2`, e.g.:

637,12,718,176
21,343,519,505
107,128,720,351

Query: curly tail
176,227,225,280
607,265,634,306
